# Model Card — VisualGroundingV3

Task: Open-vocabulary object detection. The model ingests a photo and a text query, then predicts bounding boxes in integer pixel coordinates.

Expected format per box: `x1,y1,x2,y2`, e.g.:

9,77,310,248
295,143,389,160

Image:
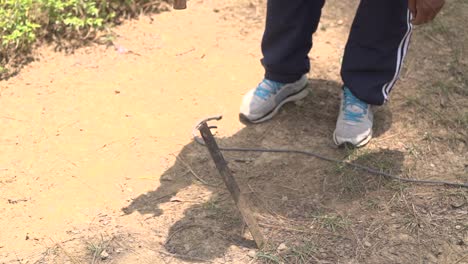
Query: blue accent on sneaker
254,79,285,100
343,87,368,122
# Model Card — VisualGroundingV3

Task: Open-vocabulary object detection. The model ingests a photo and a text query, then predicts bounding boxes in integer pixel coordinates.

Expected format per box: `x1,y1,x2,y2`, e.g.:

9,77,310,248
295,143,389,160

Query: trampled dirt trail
1,0,467,263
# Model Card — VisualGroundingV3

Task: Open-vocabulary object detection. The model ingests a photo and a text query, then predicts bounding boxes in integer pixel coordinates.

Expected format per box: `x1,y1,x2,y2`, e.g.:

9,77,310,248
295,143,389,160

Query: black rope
193,115,468,189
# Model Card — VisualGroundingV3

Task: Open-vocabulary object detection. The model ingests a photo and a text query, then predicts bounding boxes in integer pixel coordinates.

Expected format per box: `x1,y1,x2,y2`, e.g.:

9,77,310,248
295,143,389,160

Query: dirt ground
0,0,467,263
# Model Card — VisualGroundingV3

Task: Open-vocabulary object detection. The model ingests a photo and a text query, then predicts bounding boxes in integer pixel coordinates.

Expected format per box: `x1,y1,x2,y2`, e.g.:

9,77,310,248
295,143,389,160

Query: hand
408,0,445,25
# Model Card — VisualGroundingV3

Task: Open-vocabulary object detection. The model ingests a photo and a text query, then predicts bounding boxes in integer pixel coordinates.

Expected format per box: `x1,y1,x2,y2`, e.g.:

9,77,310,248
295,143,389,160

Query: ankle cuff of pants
344,84,384,106
265,71,305,84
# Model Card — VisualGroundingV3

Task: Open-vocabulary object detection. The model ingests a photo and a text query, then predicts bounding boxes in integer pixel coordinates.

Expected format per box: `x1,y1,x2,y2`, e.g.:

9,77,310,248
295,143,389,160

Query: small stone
398,234,411,241
430,163,435,168
116,248,123,253
277,243,288,252
100,250,109,260
391,213,396,217
247,250,256,258
281,196,288,201
337,20,344,25
116,45,128,54
455,225,462,230
364,241,372,247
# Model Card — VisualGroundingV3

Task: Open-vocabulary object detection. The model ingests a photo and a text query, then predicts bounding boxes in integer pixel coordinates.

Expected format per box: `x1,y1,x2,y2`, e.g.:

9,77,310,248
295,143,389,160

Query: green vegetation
312,213,350,232
0,0,168,76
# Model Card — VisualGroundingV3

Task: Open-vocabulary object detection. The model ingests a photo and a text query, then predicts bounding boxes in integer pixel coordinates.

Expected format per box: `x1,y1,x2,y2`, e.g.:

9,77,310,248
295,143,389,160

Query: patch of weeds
0,0,171,77
454,112,468,129
203,200,218,210
347,148,399,174
402,81,467,133
422,132,436,143
433,80,467,98
204,199,225,215
333,148,405,196
385,180,409,193
333,146,363,174
87,234,111,263
405,143,422,160
340,171,369,195
283,242,318,264
441,188,468,208
363,198,380,211
202,199,242,226
403,95,421,108
312,213,350,232
402,212,423,233
203,200,223,216
340,149,404,195
361,153,399,174
389,192,428,234
256,242,318,264
36,245,61,263
256,251,282,264
343,145,362,160
402,95,446,126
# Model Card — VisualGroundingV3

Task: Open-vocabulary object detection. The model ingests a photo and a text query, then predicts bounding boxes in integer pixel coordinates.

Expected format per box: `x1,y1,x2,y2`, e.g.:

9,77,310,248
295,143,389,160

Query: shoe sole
332,131,373,148
239,85,309,124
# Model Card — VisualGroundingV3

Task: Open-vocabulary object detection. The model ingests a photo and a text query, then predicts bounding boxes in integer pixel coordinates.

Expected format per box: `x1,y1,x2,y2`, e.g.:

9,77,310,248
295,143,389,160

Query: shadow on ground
122,79,403,261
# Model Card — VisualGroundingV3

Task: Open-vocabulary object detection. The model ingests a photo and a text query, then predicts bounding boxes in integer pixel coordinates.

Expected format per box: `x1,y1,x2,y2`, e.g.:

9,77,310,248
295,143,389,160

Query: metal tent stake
198,122,265,248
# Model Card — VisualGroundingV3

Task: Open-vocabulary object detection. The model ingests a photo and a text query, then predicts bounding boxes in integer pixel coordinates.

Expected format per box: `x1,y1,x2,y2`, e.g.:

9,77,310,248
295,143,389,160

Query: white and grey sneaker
239,75,309,123
333,87,373,147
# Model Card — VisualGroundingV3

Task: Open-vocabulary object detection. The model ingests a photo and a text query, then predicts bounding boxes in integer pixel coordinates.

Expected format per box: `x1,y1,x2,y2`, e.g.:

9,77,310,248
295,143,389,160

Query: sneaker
333,87,373,147
239,75,309,123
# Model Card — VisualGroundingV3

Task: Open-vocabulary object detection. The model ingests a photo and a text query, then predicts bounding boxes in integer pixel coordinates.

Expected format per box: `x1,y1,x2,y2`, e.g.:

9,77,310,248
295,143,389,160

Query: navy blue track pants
261,0,413,105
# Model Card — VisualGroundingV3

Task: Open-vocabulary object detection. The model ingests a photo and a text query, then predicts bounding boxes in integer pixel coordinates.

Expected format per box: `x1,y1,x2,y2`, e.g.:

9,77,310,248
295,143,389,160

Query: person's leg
262,0,325,83
240,0,325,123
334,0,412,146
341,0,412,105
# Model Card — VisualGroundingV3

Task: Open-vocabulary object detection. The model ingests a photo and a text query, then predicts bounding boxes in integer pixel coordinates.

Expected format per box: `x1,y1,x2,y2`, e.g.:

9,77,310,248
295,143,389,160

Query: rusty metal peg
198,121,265,249
173,0,187,10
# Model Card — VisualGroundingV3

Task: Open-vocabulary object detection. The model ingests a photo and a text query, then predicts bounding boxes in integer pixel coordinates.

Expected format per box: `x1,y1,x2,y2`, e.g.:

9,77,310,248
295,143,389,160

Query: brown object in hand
173,0,187,9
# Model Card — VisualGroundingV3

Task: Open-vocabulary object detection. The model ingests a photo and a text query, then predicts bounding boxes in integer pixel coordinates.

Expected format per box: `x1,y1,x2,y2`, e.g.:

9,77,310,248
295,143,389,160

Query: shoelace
343,88,368,122
254,79,284,100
